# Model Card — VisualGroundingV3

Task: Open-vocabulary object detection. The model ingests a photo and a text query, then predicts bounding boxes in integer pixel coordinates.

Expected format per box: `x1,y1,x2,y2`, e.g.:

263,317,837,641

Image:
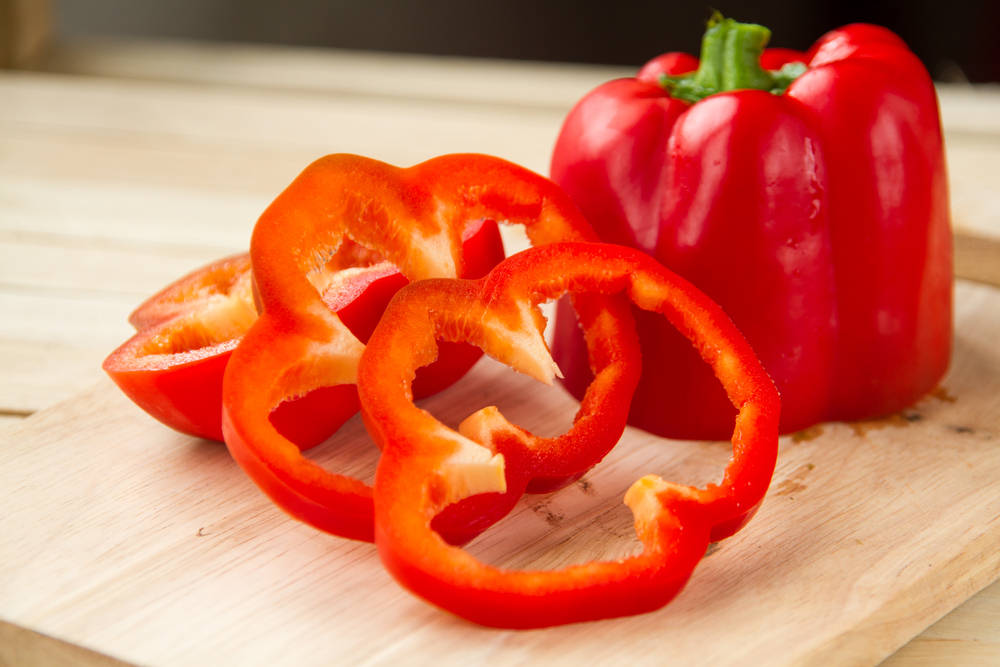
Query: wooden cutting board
2,280,999,666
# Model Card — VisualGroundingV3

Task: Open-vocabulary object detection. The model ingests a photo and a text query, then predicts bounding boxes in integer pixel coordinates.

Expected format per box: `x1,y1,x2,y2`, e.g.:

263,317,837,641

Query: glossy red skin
104,220,502,444
551,24,952,439
105,336,237,441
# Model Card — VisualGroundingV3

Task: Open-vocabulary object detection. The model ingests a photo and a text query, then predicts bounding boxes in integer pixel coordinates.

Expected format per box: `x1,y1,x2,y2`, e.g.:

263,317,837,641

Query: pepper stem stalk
661,13,806,103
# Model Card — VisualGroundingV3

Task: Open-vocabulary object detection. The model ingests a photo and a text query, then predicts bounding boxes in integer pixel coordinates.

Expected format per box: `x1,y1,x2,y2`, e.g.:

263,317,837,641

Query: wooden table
2,38,999,665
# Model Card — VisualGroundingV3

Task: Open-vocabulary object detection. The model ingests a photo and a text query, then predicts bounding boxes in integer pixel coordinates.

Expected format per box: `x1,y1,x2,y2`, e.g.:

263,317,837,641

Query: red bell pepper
358,242,780,627
104,220,502,444
550,16,952,439
221,153,616,543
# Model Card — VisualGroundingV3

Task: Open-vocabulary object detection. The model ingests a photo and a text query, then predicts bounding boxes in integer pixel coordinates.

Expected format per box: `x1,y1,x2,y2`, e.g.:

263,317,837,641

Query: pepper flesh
221,153,623,543
358,242,780,628
550,19,952,439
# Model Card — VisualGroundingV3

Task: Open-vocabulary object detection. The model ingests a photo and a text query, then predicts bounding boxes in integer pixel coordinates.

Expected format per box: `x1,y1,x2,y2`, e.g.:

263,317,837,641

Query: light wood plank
0,176,261,249
0,288,133,348
947,137,1000,240
885,641,1000,666
882,579,1000,666
0,337,122,414
0,246,132,414
0,414,27,428
0,71,564,177
42,37,631,110
0,234,234,298
918,579,1000,643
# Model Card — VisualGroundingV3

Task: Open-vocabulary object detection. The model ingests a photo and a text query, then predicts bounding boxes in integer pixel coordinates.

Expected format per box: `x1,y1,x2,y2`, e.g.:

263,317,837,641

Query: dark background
56,0,1000,82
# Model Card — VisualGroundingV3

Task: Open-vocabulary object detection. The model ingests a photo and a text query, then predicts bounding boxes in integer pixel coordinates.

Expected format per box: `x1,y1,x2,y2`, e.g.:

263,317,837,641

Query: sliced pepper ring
358,242,780,628
222,153,622,543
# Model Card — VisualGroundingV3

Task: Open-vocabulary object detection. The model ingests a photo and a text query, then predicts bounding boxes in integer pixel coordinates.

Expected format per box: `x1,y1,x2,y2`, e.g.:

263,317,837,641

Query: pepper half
221,153,624,543
358,242,780,628
103,253,256,442
104,212,501,445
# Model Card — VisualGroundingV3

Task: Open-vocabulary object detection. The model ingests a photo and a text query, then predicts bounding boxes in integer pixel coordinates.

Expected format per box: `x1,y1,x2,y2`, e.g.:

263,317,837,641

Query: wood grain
1,280,999,666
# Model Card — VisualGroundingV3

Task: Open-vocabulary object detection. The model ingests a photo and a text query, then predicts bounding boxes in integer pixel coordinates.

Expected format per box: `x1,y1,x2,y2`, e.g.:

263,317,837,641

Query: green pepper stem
660,14,804,103
693,15,773,91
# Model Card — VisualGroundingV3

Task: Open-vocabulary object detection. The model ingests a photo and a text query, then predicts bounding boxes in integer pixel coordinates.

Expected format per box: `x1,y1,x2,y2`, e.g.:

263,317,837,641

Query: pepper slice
104,214,500,444
358,242,780,628
221,153,623,543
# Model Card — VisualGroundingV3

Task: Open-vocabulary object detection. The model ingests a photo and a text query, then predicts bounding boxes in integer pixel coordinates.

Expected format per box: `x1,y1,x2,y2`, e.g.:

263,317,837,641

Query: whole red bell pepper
550,16,952,439
358,242,779,627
